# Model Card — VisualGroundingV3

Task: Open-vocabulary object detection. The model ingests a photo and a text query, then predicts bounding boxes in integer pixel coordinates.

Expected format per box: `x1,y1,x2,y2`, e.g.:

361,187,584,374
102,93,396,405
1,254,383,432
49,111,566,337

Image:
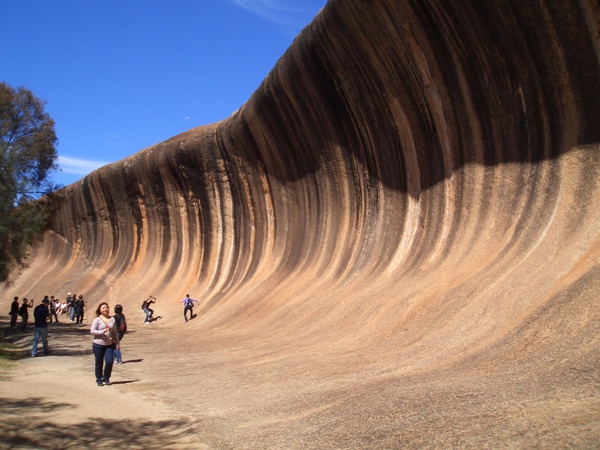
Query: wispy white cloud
101,134,126,145
229,0,318,26
57,156,109,175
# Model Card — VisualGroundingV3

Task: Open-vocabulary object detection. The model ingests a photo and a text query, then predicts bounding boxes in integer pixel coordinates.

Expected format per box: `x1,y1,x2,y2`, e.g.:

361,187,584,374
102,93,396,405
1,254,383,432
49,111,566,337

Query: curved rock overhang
8,0,600,442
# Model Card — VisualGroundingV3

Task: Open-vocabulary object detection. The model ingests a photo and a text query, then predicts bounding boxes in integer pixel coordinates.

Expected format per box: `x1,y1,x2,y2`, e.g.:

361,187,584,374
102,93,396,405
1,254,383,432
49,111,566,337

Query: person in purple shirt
31,298,51,357
180,294,200,322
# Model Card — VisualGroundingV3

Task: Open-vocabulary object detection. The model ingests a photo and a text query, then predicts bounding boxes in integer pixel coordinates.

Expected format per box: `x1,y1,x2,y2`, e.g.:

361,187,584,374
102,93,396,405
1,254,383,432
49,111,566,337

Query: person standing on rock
9,296,19,328
180,294,200,322
90,302,120,386
31,298,51,357
142,295,156,324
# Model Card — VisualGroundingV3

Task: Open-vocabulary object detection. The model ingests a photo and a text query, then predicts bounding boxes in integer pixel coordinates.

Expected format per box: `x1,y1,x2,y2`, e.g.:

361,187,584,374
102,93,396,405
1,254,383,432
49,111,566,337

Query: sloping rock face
9,0,600,446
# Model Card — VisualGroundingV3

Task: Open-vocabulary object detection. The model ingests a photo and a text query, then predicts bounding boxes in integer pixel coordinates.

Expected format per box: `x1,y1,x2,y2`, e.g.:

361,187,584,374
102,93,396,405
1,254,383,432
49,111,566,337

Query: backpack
186,298,194,308
115,314,127,333
18,304,27,317
141,301,146,310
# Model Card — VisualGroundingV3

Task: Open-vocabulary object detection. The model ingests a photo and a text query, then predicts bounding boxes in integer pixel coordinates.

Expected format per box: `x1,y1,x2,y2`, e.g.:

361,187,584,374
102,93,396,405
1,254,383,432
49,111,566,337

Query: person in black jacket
31,298,51,356
113,304,127,364
74,295,86,325
9,296,19,328
19,298,33,333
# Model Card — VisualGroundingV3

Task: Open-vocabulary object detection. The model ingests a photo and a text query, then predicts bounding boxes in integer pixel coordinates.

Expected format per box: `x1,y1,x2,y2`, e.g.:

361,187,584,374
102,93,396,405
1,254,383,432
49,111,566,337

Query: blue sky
1,0,326,186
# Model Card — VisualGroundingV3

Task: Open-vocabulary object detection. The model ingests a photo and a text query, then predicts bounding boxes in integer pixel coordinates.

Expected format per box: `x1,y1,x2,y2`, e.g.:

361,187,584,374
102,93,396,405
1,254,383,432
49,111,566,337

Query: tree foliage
0,82,61,281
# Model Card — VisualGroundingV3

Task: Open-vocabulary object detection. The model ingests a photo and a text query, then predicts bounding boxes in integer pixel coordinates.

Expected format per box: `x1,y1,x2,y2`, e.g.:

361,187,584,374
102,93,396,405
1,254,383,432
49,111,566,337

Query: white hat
67,292,72,295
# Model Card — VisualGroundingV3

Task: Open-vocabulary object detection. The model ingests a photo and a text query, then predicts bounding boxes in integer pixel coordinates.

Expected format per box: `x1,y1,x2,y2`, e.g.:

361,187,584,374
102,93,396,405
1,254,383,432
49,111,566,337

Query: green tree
0,82,61,281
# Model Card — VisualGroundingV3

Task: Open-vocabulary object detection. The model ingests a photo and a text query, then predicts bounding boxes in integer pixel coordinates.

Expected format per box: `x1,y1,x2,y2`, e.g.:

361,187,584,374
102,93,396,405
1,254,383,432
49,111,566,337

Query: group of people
48,293,87,324
11,292,203,387
142,294,200,324
15,296,128,387
141,294,200,323
9,293,87,333
6,294,90,357
93,294,204,385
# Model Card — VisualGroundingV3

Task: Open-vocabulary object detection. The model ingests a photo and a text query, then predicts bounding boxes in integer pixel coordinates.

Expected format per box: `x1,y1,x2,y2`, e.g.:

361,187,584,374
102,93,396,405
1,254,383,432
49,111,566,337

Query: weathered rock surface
7,0,600,446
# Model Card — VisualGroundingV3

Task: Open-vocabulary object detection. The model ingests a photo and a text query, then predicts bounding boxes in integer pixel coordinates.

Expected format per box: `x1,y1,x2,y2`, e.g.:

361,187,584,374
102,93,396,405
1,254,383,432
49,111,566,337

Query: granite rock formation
8,0,600,446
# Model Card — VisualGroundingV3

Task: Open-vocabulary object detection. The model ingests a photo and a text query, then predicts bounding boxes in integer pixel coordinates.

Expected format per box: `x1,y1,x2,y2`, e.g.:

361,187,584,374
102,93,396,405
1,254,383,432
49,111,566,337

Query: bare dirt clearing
2,312,599,449
0,318,204,449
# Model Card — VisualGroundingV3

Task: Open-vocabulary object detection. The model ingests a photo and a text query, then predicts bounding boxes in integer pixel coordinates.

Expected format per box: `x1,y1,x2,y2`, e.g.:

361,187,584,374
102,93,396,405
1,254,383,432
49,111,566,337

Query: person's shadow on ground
110,379,140,385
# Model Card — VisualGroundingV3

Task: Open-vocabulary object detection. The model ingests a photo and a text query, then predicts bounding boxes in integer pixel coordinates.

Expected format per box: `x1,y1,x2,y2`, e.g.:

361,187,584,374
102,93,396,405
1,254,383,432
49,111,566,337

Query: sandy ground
2,307,599,449
0,315,208,450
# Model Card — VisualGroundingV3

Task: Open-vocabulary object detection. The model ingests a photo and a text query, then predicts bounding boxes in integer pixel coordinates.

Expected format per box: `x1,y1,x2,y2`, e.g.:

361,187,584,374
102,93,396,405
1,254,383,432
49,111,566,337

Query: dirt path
2,310,599,449
0,317,208,449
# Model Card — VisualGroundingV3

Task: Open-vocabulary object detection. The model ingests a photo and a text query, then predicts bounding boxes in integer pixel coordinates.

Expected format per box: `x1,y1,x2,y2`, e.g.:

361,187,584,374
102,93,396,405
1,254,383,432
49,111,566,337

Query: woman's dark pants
93,343,115,383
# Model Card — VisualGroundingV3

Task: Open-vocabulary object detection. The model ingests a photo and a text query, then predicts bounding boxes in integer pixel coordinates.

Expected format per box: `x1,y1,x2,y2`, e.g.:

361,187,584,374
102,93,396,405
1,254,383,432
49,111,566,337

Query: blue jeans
143,307,153,323
32,327,49,355
93,343,115,383
114,332,124,363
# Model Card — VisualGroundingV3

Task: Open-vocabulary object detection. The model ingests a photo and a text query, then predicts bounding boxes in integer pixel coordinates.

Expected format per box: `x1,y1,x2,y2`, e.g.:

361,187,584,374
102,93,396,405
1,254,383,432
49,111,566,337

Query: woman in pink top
90,302,120,386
